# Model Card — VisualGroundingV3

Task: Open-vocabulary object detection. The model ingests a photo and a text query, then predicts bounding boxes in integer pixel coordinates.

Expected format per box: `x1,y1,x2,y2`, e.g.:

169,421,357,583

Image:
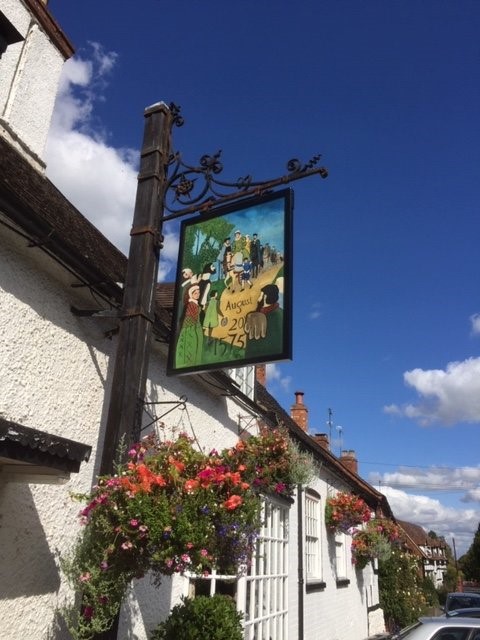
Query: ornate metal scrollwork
163,104,328,221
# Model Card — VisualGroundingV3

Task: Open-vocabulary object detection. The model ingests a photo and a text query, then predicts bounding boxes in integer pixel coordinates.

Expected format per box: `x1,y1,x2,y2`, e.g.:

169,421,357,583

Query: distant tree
428,530,438,539
459,522,480,581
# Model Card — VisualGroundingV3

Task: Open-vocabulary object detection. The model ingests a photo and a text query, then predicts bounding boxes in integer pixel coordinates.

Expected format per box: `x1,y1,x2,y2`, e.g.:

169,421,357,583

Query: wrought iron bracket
162,104,328,221
141,395,188,430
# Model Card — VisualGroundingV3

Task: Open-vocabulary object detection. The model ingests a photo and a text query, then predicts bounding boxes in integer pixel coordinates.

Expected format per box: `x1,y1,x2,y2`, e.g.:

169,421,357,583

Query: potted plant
351,518,400,569
61,427,314,639
150,595,243,640
325,491,371,533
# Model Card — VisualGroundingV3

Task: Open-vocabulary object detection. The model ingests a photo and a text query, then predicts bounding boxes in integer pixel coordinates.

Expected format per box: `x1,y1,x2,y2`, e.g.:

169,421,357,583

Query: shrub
150,595,243,640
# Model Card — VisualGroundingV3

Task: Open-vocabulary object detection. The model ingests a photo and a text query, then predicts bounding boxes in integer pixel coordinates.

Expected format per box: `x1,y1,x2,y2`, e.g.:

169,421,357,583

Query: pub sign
167,189,293,375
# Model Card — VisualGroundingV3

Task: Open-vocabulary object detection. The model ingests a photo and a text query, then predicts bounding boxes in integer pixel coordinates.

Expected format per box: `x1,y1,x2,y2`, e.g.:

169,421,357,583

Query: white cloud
308,302,322,320
371,465,480,499
378,485,479,556
44,44,178,279
470,313,480,336
384,357,480,425
266,363,292,392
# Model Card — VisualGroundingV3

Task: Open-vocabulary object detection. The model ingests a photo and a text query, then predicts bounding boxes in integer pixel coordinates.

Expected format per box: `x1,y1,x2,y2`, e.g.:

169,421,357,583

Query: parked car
392,616,480,640
447,610,480,620
445,594,480,614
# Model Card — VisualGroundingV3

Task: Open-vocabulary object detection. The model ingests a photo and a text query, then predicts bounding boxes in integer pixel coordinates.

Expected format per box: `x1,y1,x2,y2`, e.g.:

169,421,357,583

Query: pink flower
200,548,209,557
83,605,94,620
121,541,133,550
181,553,191,563
130,519,139,527
79,572,91,583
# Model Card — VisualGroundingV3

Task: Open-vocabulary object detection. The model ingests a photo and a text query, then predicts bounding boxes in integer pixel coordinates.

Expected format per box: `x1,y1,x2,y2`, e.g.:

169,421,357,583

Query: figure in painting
240,257,253,290
175,284,204,368
245,283,283,359
250,233,261,278
202,290,224,345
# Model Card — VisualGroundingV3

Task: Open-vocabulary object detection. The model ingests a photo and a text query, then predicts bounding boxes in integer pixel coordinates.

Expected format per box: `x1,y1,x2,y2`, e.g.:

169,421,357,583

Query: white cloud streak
384,356,480,425
470,313,480,336
44,44,178,279
377,485,479,556
266,363,292,393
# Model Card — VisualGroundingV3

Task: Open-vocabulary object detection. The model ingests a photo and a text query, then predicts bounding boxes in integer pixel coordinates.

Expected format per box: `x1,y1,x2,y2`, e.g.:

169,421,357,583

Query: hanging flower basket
325,492,372,534
61,427,314,639
351,518,401,569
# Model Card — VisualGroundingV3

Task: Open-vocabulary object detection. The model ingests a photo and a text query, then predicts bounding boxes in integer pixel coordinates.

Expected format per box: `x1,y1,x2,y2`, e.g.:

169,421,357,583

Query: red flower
224,495,243,510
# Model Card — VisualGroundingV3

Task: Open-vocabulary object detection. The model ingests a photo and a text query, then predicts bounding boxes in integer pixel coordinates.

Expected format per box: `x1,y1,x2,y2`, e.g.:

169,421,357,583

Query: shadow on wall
0,483,61,598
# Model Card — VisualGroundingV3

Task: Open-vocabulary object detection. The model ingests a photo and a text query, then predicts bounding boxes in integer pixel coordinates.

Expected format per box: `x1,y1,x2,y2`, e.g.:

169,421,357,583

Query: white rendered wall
0,224,251,639
0,0,65,164
297,476,385,640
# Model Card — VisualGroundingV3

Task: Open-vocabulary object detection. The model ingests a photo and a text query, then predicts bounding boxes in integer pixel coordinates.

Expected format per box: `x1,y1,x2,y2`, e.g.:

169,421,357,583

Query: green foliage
150,595,243,640
61,427,306,639
420,576,440,608
379,549,426,630
459,522,480,581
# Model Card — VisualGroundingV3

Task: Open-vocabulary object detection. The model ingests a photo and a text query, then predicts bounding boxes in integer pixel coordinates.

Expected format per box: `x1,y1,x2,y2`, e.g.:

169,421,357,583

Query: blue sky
45,0,480,555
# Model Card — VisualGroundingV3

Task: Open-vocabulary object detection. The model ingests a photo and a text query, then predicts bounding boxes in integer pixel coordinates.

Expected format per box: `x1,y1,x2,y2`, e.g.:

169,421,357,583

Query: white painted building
0,2,392,638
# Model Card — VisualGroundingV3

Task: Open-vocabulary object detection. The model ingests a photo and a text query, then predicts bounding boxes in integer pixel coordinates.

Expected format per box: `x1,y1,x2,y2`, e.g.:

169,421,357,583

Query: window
243,498,289,640
335,532,349,581
305,491,322,581
228,365,255,400
188,570,238,599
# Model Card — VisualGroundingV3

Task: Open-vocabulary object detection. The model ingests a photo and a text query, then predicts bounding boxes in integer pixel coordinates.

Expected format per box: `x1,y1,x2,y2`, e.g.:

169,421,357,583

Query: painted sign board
167,188,293,375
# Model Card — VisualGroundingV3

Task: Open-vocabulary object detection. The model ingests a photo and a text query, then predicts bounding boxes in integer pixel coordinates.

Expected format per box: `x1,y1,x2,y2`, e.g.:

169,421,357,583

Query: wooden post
99,102,172,474
91,103,173,639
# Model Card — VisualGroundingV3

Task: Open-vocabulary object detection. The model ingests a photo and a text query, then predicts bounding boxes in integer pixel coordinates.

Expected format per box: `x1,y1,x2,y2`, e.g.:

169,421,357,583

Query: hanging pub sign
167,188,293,375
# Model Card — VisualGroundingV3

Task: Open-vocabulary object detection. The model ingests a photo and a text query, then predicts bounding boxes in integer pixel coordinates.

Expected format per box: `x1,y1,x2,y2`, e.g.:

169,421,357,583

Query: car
446,610,480,620
445,593,480,614
392,616,480,640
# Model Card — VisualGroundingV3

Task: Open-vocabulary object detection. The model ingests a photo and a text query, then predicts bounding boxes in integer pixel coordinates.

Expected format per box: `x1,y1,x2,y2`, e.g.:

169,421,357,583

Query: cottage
0,2,394,638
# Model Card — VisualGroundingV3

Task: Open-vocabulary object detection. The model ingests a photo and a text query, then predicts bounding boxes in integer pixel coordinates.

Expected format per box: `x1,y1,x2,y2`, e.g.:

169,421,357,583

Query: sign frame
167,188,293,376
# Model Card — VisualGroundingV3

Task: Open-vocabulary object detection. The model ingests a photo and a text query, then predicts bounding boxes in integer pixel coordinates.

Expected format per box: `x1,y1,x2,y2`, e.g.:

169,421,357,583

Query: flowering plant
351,518,401,569
62,427,310,639
325,491,372,533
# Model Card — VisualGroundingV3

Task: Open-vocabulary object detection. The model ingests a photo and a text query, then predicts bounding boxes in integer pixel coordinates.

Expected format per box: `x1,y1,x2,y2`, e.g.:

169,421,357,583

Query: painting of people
167,189,293,375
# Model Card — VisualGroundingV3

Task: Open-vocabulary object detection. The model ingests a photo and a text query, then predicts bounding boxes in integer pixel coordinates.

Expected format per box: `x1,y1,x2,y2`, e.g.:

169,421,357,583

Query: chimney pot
313,433,329,449
340,450,358,475
291,391,308,432
256,364,266,386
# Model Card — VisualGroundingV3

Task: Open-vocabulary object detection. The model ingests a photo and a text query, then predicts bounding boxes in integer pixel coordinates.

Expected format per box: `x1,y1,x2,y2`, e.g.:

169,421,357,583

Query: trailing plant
378,548,426,630
61,427,309,639
351,518,400,569
325,491,372,533
150,595,243,640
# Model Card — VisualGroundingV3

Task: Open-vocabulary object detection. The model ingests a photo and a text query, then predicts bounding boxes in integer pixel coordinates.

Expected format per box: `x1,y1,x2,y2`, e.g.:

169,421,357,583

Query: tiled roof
397,519,447,549
0,136,126,304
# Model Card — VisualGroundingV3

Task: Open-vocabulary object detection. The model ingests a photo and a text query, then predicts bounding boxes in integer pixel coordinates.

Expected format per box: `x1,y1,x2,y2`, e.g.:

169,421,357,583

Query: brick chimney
255,364,266,387
313,433,329,450
340,450,358,474
290,391,308,432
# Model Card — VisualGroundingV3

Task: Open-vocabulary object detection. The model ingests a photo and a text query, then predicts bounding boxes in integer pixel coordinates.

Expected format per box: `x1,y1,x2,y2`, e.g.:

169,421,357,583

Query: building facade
0,2,393,638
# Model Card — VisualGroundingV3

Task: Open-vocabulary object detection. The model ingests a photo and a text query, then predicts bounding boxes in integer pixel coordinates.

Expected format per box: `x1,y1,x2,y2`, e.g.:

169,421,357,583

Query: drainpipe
297,484,305,640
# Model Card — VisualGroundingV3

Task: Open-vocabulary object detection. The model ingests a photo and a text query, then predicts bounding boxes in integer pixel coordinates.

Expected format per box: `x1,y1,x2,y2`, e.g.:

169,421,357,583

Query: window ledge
336,578,350,588
306,580,326,593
